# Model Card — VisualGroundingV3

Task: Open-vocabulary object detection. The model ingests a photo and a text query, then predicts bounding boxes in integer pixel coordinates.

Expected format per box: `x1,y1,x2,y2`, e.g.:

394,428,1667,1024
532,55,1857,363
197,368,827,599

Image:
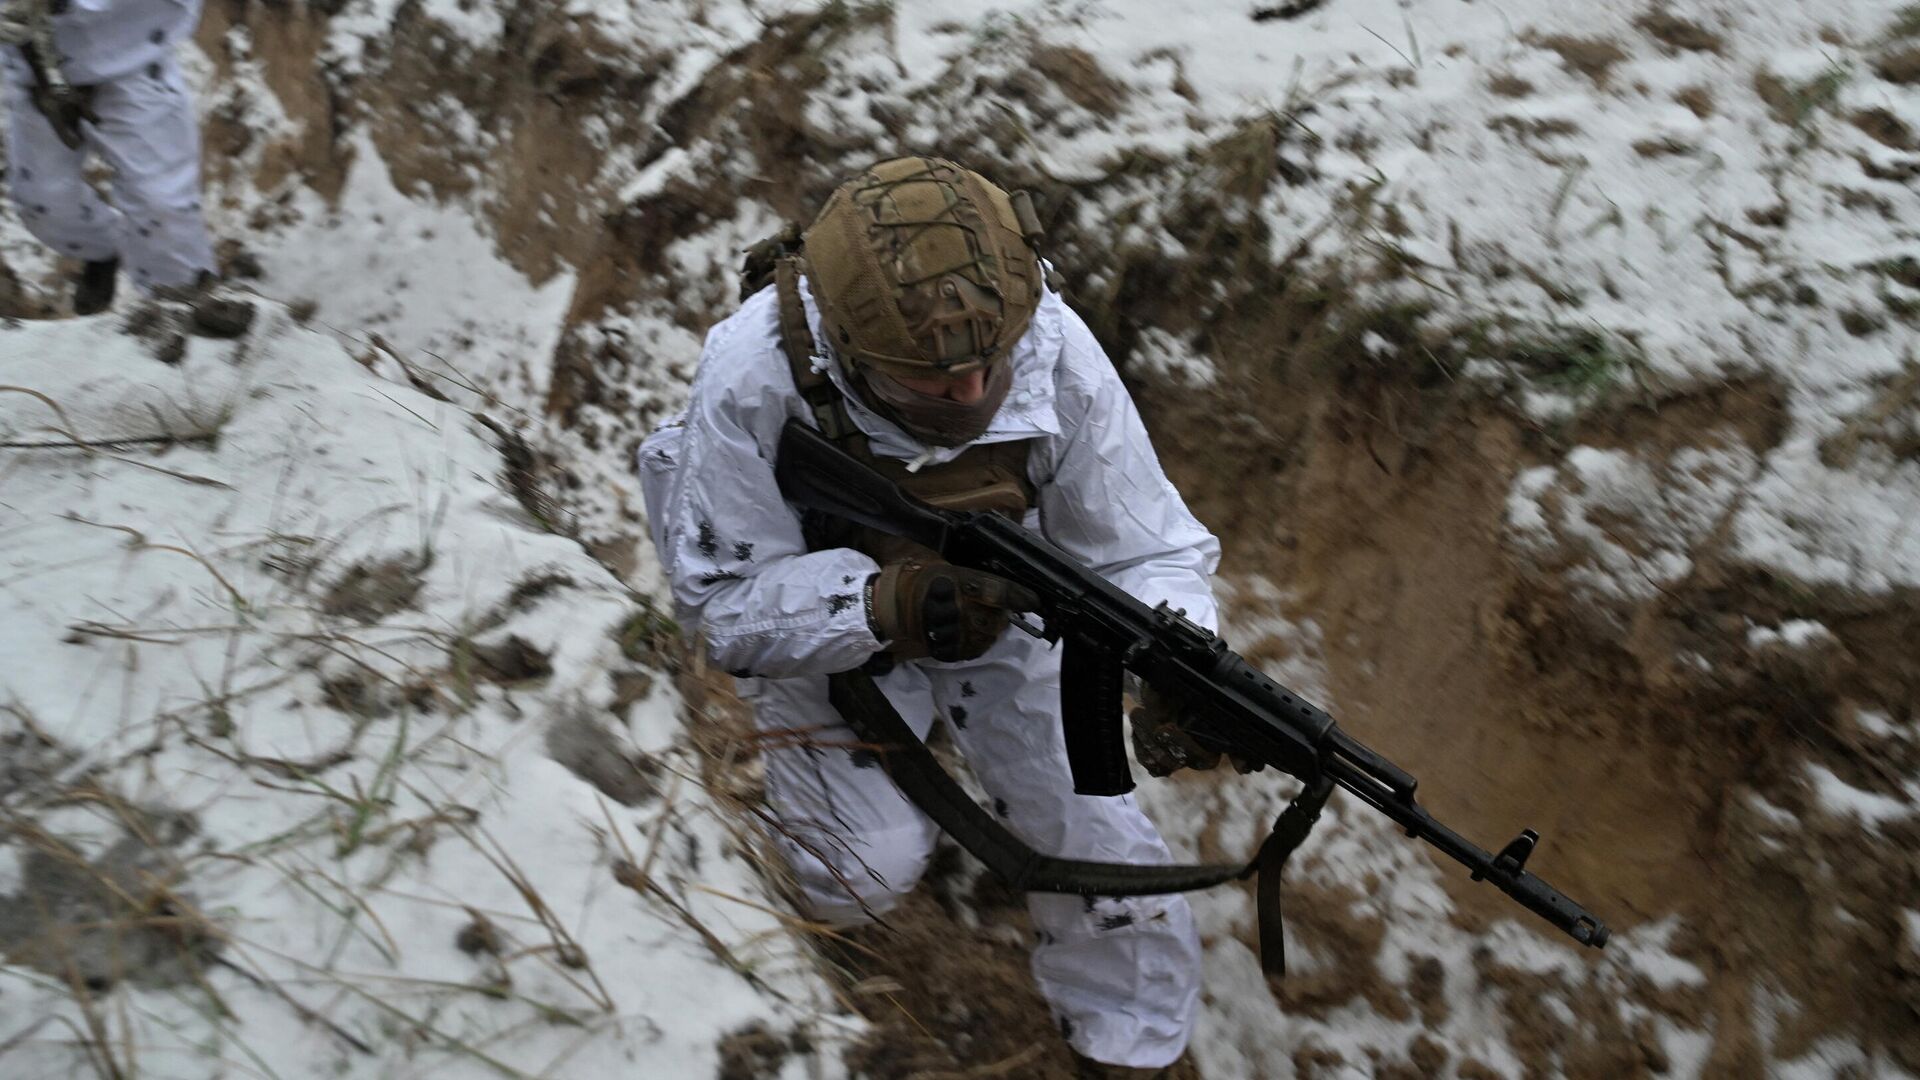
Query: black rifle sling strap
1242,772,1336,978
828,667,1243,896
830,658,1334,975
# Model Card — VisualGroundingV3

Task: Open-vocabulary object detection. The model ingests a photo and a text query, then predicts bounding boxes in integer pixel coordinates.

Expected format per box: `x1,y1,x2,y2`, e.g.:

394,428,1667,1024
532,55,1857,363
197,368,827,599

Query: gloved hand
29,80,95,148
29,79,96,151
0,13,30,49
1130,683,1263,777
868,558,1039,662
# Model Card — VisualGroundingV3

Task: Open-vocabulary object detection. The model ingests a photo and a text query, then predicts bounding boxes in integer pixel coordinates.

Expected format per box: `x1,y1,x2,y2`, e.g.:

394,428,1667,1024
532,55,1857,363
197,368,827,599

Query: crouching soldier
1,0,222,315
640,157,1218,1079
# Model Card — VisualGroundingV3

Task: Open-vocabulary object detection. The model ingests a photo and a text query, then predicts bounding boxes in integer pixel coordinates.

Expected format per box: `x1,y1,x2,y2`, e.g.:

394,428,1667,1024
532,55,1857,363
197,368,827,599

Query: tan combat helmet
802,156,1045,379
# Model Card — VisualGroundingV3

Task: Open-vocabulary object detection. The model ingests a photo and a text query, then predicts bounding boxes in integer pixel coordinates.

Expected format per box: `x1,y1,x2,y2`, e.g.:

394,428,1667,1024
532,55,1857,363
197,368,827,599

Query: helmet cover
803,156,1044,379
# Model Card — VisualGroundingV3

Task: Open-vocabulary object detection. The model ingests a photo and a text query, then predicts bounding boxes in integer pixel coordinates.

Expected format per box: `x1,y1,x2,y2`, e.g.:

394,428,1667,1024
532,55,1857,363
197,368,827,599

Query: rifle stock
775,418,1610,950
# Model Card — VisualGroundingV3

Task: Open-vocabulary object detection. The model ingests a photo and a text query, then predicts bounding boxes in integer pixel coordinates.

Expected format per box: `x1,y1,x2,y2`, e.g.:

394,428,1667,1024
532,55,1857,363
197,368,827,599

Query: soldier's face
886,368,990,405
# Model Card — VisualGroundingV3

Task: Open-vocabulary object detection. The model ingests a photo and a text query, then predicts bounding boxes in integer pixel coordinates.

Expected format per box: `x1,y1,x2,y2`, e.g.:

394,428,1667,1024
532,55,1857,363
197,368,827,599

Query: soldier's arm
1034,299,1223,633
654,316,885,680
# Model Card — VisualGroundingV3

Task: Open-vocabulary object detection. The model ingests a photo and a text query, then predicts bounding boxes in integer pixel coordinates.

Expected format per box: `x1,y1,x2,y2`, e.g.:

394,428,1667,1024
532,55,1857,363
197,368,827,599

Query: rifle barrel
1325,749,1610,947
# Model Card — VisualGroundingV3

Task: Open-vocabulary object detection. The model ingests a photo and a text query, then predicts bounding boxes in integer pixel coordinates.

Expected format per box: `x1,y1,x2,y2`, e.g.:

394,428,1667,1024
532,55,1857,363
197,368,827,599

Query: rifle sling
1242,772,1336,978
827,667,1242,896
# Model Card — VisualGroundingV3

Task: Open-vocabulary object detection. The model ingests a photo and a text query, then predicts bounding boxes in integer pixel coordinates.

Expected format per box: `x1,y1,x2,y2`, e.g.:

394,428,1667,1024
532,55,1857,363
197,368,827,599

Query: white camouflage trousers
743,628,1202,1070
5,55,215,292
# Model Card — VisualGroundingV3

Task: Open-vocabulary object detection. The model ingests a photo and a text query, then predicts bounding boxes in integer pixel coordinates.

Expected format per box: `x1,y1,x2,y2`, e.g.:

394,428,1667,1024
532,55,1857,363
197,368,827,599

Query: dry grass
1528,34,1630,87
1756,64,1851,127
1852,108,1918,150
1487,115,1582,139
1877,44,1920,84
1026,44,1129,117
1487,73,1535,98
1890,4,1920,39
1673,85,1716,118
1634,11,1725,55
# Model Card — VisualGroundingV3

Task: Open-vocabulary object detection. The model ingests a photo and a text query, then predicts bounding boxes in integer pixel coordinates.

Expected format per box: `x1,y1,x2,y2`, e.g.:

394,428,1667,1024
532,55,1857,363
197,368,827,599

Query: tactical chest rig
742,232,1324,979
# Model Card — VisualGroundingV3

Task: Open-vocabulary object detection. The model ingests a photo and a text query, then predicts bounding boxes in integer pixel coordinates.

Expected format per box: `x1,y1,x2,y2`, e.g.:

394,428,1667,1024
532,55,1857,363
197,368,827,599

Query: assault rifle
775,418,1609,965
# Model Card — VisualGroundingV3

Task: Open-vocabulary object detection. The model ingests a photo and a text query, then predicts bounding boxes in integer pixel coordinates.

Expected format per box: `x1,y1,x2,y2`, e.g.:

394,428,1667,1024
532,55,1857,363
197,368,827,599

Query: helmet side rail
775,418,1611,949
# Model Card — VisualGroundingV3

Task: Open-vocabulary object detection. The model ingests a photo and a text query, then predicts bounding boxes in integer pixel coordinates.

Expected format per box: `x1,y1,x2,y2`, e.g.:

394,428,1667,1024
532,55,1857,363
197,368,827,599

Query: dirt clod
321,554,429,623
456,912,501,956
0,833,219,991
1489,73,1535,97
1026,45,1129,117
190,294,257,338
1878,45,1920,84
716,1022,795,1080
1674,85,1716,117
1853,107,1918,149
544,709,661,806
470,635,554,683
1635,11,1725,54
1529,34,1630,86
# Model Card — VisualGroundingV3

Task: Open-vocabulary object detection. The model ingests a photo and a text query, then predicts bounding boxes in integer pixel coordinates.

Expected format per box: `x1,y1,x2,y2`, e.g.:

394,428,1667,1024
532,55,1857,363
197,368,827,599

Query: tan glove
868,558,1039,662
1130,684,1219,776
1130,683,1263,777
29,80,96,150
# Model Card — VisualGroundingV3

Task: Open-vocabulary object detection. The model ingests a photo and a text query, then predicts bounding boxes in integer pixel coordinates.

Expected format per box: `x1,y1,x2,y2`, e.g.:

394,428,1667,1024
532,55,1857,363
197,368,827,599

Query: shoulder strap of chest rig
740,225,860,446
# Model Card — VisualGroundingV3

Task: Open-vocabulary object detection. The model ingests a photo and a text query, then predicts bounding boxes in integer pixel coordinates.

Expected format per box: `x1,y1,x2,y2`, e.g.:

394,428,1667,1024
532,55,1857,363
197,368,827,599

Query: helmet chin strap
851,358,1014,448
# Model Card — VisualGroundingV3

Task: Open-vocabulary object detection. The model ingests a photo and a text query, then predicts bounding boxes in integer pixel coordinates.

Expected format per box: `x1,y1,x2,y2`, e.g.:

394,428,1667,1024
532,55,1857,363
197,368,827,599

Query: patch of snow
1129,327,1219,388
618,146,695,205
1855,707,1905,740
1805,763,1915,824
1745,791,1801,830
1747,618,1837,649
1506,443,1757,602
0,846,22,896
250,133,577,412
0,308,852,1078
1617,917,1707,990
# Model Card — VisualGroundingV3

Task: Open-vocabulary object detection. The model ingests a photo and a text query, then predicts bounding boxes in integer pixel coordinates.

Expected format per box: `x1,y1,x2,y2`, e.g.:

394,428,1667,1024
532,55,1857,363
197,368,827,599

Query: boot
1072,1051,1201,1080
73,258,118,315
158,270,255,338
190,286,256,338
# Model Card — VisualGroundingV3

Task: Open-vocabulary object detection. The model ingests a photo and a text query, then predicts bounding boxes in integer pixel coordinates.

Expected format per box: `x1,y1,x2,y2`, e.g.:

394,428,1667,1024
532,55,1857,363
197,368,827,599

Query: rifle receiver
775,419,953,552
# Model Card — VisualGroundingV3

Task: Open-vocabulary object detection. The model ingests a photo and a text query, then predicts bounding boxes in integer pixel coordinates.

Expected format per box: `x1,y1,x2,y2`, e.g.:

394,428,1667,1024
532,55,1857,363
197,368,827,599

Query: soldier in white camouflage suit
1,0,216,313
641,157,1217,1079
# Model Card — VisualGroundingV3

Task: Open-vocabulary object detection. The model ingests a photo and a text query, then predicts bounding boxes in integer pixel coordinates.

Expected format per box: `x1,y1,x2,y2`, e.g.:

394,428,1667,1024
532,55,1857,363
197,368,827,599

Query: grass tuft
1498,325,1635,395
1890,4,1920,40
615,602,682,666
1757,63,1851,128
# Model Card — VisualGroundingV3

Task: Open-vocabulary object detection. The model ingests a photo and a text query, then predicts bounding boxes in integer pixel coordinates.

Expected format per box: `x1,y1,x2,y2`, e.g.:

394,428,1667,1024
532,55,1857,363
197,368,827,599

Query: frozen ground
0,310,854,1078
3,0,1918,1076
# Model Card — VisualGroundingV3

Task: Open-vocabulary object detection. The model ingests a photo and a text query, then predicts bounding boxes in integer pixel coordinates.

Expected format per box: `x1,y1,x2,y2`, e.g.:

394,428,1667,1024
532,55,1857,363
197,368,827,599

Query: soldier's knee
783,824,935,926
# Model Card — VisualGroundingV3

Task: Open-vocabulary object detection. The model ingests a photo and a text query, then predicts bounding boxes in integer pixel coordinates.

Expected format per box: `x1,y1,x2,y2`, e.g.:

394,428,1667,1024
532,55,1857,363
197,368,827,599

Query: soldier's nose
947,369,988,404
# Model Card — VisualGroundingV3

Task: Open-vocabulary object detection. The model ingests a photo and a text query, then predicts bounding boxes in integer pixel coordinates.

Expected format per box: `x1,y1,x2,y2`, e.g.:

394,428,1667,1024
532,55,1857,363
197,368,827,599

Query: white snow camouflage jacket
640,276,1222,680
1,0,198,86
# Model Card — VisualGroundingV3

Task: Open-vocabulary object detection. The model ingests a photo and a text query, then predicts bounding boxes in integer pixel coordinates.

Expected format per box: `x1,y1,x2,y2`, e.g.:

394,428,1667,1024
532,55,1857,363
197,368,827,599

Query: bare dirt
1142,279,1920,1075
